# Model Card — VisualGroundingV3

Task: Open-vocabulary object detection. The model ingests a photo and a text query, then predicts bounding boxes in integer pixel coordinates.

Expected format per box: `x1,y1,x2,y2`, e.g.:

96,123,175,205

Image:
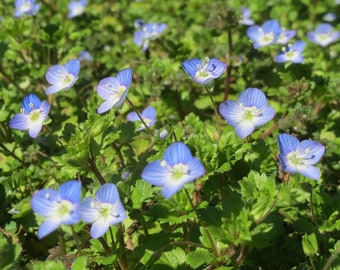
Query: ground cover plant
0,0,339,269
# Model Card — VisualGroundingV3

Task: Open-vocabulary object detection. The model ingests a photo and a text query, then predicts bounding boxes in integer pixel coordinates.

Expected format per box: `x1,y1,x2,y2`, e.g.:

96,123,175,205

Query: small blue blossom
274,41,306,63
278,134,325,180
68,0,87,19
78,50,93,62
159,129,169,139
45,59,80,95
307,23,340,47
246,19,282,49
96,68,132,114
30,180,82,239
276,29,296,44
182,57,226,85
133,20,167,51
141,142,205,199
323,13,336,22
79,183,126,239
219,88,275,138
127,106,156,131
14,0,41,17
239,7,254,25
9,94,51,138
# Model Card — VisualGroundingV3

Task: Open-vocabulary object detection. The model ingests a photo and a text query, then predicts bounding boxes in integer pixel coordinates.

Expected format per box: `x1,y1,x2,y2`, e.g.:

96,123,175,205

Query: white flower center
286,148,315,167
239,103,263,122
90,201,120,221
161,161,190,181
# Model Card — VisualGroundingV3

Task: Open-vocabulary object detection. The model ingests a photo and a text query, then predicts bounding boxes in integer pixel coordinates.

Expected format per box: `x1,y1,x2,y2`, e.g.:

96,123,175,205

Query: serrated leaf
131,179,154,208
302,233,318,257
187,248,211,268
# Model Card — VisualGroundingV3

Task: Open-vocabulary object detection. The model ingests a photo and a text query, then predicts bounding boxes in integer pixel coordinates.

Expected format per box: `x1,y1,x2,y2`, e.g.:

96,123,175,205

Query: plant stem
117,224,128,270
88,138,106,185
125,97,153,135
98,236,113,256
204,85,220,128
184,188,219,257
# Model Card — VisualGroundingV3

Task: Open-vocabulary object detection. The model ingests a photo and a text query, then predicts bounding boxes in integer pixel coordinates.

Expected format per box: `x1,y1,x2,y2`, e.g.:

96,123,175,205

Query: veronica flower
14,0,41,17
219,88,275,138
45,59,80,94
127,106,156,131
9,94,50,138
133,20,167,51
276,29,296,44
274,41,306,63
239,7,254,25
307,23,340,47
68,0,87,19
79,183,126,239
278,134,325,180
141,142,205,199
30,180,81,239
78,50,92,62
247,19,282,49
96,68,132,114
182,57,226,85
323,13,336,22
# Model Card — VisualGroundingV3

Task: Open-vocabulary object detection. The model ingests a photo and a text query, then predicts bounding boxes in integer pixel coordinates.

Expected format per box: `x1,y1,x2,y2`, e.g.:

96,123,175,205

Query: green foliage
0,0,339,269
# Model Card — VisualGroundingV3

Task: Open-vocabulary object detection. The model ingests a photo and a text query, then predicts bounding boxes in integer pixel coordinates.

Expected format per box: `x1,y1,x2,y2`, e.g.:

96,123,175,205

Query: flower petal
253,106,275,127
141,161,169,186
297,140,325,165
141,107,156,120
187,157,205,181
95,183,120,204
21,94,42,113
117,68,132,88
234,120,255,138
162,182,185,199
38,218,61,239
64,59,80,76
58,180,82,203
96,77,120,100
219,100,244,126
163,142,193,166
45,65,67,85
126,111,139,122
278,134,300,154
238,88,267,108
90,218,110,239
182,58,203,78
30,189,60,217
79,198,101,223
9,113,29,131
298,165,321,180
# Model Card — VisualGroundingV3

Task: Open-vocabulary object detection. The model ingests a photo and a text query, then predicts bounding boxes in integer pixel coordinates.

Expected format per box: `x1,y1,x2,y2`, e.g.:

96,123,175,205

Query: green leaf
187,248,211,268
302,233,318,257
131,179,154,209
71,256,88,270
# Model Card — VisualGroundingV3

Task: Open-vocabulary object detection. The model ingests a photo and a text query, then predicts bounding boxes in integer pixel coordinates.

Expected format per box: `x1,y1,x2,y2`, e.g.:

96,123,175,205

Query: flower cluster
31,181,126,239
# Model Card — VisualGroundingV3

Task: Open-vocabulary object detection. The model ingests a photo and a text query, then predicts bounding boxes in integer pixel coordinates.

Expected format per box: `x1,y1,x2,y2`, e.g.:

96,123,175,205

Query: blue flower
141,142,205,199
133,20,167,51
14,0,41,17
278,134,325,180
182,57,226,85
30,180,82,239
9,94,51,138
45,59,80,94
96,68,132,114
127,106,156,131
276,29,296,44
247,19,282,49
307,23,340,47
219,88,275,138
68,0,87,19
323,13,336,22
239,7,254,25
274,41,306,63
78,50,92,62
79,183,126,239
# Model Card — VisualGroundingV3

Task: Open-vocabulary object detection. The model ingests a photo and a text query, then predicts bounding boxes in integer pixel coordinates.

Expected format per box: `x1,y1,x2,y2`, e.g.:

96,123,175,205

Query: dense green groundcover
0,0,340,269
